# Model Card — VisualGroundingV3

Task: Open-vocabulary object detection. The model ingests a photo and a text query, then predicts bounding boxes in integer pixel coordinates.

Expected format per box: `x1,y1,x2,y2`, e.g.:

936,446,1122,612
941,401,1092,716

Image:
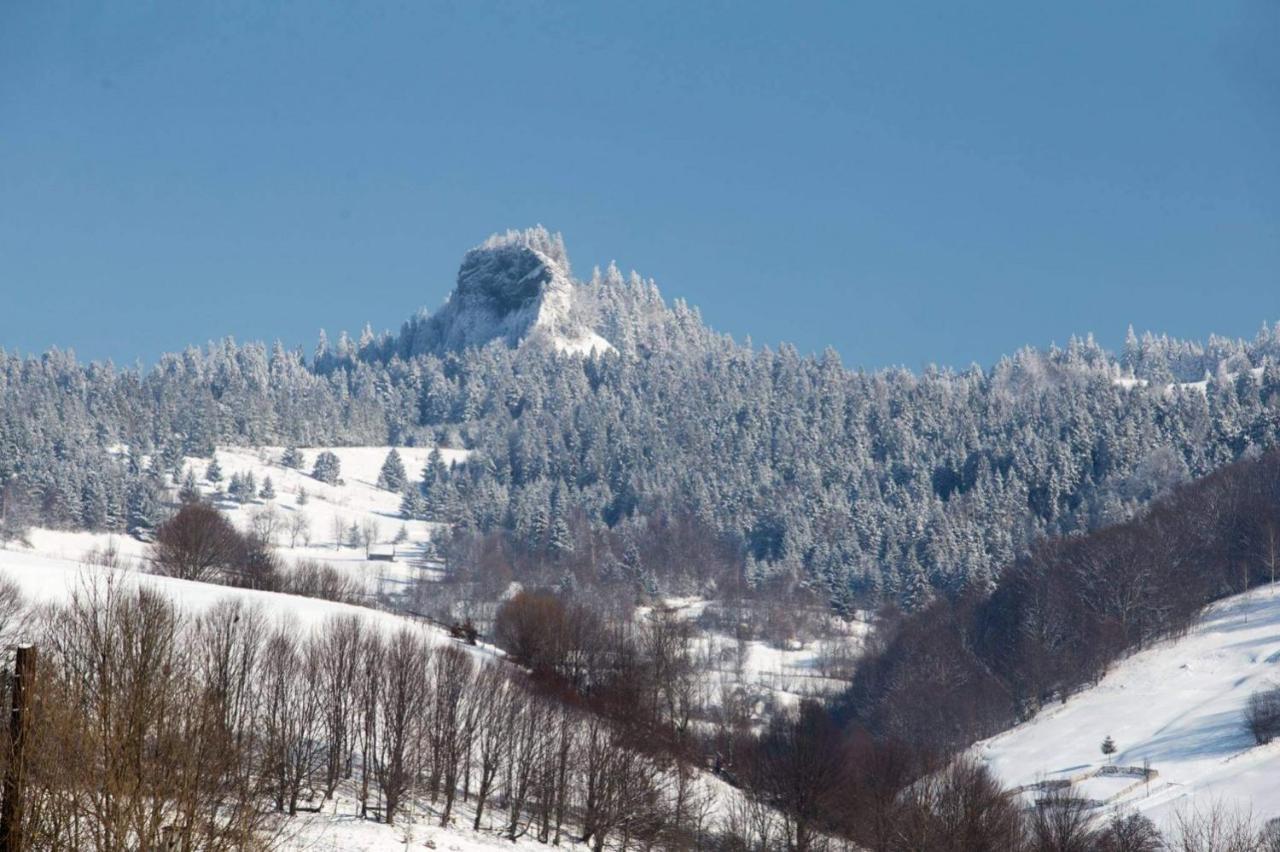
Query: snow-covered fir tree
312,451,341,485
376,448,407,491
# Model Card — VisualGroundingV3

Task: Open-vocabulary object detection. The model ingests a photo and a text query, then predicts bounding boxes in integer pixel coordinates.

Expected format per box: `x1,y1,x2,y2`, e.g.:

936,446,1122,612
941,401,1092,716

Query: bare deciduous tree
151,502,243,582
287,511,311,549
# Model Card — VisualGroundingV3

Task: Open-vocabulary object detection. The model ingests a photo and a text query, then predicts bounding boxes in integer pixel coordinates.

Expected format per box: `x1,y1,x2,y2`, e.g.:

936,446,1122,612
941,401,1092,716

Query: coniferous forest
3,234,1280,612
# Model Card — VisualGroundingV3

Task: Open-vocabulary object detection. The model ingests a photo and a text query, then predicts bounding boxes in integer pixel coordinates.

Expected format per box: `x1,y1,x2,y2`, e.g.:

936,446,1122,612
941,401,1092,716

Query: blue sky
1,2,1276,369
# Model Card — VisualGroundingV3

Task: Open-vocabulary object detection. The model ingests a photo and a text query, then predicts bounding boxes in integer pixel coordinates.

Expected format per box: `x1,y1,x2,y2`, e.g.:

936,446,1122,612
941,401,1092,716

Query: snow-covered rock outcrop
409,227,613,356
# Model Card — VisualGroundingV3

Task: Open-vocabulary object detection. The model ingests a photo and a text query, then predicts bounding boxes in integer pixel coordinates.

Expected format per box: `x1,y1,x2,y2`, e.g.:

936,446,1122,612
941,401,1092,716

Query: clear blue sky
2,2,1277,369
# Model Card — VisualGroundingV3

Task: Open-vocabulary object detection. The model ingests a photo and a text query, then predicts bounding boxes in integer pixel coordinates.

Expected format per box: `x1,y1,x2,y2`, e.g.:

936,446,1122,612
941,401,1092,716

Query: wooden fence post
0,645,36,852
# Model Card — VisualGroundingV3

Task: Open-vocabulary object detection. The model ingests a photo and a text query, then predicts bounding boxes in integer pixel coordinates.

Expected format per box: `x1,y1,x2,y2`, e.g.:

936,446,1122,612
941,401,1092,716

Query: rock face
412,227,612,356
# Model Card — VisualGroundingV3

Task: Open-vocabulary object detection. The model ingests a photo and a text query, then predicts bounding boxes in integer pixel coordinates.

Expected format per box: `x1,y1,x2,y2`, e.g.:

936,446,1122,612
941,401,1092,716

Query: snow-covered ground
14,447,866,725
979,585,1280,828
0,547,475,652
188,445,467,597
653,598,867,725
24,445,468,603
0,548,617,852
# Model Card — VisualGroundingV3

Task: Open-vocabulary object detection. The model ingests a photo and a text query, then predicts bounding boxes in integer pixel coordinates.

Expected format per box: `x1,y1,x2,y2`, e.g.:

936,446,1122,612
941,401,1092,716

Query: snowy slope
16,445,469,602
655,597,866,723
978,585,1280,827
0,549,604,852
0,547,471,650
191,445,468,595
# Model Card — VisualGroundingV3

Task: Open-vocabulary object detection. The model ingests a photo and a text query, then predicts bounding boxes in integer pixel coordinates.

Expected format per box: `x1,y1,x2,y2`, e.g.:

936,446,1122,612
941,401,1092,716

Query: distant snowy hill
979,585,1280,828
400,227,613,356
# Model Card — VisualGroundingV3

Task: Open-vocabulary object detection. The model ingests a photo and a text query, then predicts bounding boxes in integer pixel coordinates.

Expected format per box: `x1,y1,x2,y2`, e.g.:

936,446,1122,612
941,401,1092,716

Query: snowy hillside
0,551,646,852
0,549,745,852
979,585,1280,828
0,547,465,649
0,447,778,852
653,598,866,726
22,444,469,605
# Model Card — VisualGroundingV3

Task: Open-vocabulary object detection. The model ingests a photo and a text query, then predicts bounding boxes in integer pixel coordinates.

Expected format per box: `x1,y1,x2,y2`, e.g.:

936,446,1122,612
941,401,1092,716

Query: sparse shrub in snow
287,511,311,548
360,518,380,555
281,558,362,604
1245,685,1280,745
1095,811,1164,852
1261,819,1280,852
0,574,26,645
1170,801,1270,852
329,515,346,550
345,520,363,550
249,505,280,546
83,538,127,571
1029,790,1096,850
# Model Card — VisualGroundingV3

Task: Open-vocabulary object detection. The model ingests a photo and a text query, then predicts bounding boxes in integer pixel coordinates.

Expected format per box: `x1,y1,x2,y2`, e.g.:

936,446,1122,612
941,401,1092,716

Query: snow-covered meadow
979,585,1280,828
26,444,468,602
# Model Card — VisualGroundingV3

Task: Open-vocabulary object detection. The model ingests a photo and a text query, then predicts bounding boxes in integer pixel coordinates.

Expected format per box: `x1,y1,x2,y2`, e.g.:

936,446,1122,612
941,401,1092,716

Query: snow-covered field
27,445,468,603
979,585,1280,828
698,629,865,719
0,547,475,653
649,597,866,726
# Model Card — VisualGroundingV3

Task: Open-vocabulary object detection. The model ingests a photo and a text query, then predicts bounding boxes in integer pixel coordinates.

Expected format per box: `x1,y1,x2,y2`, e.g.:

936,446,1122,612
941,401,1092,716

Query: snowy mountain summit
412,226,613,356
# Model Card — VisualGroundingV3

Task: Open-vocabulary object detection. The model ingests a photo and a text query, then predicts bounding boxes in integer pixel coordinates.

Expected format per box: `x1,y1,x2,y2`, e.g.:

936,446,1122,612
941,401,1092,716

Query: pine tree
640,568,660,601
228,472,249,503
419,448,448,502
312,451,342,485
158,442,185,481
281,446,304,469
125,479,159,537
548,513,573,556
296,487,309,506
399,488,424,520
259,476,276,500
900,554,933,613
206,457,223,486
178,469,201,504
377,449,407,492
